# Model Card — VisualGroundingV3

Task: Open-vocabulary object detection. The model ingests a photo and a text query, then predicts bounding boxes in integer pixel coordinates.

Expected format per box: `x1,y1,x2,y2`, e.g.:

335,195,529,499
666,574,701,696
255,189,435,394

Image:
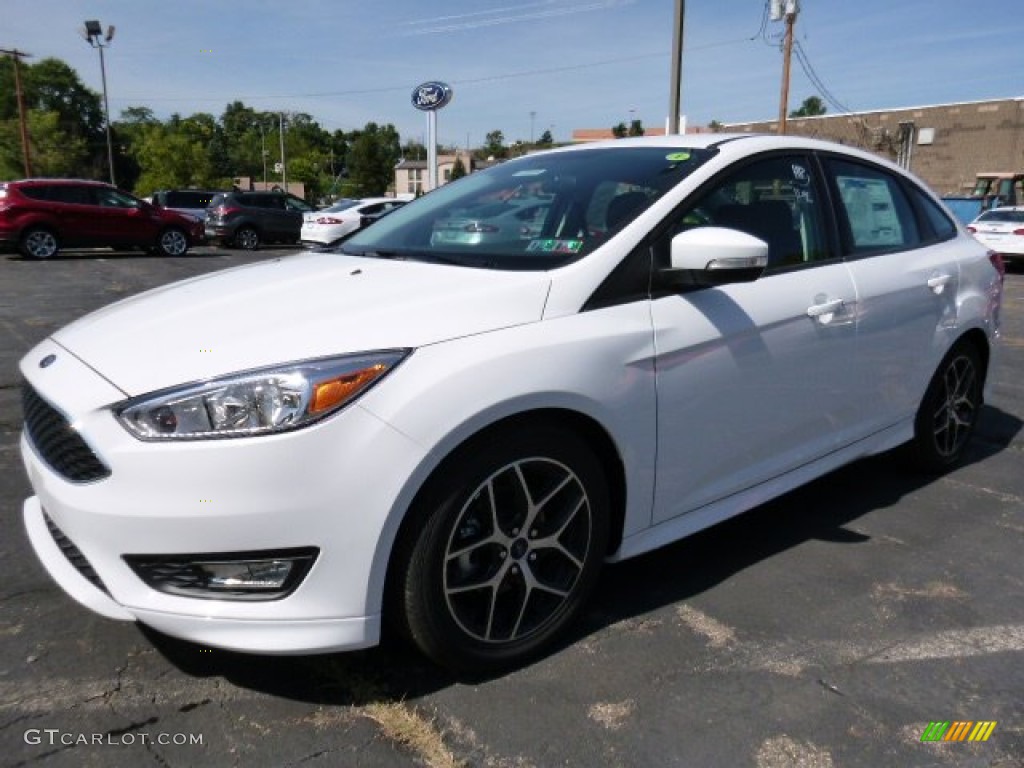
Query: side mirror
660,226,769,287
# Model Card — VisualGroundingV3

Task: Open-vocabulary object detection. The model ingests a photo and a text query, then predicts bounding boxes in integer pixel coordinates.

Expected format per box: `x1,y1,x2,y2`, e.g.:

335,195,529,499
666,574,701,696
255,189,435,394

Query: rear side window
18,185,56,201
824,158,920,254
909,186,957,241
50,185,94,205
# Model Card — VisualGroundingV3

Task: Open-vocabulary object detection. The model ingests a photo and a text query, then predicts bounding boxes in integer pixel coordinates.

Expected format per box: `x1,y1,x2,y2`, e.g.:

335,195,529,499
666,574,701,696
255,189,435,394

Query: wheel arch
954,326,991,391
378,407,627,631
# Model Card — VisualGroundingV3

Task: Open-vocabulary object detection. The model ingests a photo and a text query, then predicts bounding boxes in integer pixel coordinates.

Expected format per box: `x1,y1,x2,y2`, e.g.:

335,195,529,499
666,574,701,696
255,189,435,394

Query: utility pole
773,0,799,135
668,0,684,134
278,112,287,192
1,48,33,176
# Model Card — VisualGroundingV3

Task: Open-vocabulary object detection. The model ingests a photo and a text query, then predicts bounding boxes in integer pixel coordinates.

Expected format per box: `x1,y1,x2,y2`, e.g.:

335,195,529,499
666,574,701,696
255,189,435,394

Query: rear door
820,155,962,435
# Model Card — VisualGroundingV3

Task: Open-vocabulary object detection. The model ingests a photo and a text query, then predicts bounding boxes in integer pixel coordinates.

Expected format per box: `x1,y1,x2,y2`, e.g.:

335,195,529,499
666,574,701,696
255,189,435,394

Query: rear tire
234,226,260,250
909,342,983,472
19,227,59,259
397,425,609,673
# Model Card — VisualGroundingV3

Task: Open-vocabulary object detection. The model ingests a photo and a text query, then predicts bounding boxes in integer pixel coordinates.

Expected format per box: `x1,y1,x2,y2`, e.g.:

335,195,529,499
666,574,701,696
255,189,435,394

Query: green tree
450,155,467,181
132,121,216,195
483,130,506,159
708,119,724,132
347,122,401,195
537,129,553,146
628,119,644,137
790,96,827,118
611,122,628,139
0,110,90,178
0,56,107,178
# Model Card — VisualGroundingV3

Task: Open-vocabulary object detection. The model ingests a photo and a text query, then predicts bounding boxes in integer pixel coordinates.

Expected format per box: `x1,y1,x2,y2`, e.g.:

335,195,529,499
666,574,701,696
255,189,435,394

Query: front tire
19,227,59,259
909,342,983,471
398,425,610,673
156,227,189,257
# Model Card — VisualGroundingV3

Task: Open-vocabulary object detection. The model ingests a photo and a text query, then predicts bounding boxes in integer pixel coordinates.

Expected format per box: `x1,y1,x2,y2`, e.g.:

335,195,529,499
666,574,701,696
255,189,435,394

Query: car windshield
340,146,715,269
977,209,1024,224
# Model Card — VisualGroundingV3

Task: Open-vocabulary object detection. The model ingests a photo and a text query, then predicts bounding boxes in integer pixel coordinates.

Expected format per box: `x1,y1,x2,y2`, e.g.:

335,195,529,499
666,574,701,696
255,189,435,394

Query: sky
4,0,1023,149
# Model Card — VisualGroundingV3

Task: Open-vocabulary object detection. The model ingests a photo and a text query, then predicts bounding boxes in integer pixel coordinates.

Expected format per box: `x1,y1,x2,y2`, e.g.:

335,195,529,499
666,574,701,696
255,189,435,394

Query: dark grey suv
205,191,314,250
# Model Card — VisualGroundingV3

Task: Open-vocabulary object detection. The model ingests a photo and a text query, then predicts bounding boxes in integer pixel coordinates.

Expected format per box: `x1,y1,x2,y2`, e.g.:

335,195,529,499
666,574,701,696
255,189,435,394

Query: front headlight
115,350,408,440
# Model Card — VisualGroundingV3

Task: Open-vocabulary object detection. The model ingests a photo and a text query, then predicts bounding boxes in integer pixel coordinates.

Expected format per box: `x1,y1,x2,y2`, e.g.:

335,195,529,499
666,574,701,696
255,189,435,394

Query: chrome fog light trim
123,547,318,601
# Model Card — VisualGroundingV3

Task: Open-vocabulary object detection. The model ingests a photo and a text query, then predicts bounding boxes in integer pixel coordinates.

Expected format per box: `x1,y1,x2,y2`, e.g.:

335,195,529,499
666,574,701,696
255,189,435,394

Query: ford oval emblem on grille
39,354,57,369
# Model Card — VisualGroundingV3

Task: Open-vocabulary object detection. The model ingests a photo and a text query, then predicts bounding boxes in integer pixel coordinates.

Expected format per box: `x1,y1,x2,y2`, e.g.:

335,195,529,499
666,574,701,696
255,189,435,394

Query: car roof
10,178,112,187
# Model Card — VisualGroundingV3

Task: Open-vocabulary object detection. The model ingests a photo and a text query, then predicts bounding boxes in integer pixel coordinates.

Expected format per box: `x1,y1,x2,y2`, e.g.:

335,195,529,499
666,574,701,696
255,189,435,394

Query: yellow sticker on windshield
665,152,691,162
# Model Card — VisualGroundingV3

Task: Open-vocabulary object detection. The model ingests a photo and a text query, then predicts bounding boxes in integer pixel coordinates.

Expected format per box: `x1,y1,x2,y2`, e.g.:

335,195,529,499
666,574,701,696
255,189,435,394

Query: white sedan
300,197,405,246
19,135,1003,672
968,205,1024,264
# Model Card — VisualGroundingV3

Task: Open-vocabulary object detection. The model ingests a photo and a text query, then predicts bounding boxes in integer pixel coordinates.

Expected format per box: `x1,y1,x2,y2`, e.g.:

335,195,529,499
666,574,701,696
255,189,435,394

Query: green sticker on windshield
665,151,691,162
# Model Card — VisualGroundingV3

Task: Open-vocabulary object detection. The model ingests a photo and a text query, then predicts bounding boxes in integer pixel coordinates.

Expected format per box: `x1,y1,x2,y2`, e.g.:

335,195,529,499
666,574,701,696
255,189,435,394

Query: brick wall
724,98,1024,195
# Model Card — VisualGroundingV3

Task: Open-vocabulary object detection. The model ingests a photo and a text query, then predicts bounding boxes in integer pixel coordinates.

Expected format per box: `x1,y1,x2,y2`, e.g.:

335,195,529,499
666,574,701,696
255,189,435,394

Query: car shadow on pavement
141,403,1022,700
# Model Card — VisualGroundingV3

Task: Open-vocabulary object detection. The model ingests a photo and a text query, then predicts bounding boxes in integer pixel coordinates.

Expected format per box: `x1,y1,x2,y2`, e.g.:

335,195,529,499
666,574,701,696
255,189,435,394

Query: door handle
927,274,952,295
806,297,844,319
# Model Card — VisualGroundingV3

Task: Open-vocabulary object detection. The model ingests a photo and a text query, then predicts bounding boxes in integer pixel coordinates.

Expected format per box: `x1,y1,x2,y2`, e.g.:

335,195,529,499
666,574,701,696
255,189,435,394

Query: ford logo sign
412,82,453,112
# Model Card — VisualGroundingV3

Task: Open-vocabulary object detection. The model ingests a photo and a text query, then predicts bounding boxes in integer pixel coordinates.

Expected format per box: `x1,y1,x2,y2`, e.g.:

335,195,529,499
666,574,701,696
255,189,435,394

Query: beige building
724,97,1024,196
394,150,479,196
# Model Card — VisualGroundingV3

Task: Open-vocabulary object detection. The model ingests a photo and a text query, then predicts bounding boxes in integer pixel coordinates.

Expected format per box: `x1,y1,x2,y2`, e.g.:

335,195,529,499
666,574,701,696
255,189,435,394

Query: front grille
44,511,110,595
22,381,111,483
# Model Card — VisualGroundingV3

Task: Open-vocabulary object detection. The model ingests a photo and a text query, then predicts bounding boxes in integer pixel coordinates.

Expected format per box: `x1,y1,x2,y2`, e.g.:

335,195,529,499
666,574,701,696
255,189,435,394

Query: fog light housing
124,548,317,601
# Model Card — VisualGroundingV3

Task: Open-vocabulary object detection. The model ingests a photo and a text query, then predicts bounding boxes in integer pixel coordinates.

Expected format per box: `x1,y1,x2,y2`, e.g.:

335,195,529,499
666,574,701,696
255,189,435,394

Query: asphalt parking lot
1,246,1022,768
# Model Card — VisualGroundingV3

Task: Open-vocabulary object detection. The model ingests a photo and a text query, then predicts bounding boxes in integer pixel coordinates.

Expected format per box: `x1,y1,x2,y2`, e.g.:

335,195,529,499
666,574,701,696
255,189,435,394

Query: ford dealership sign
412,82,453,111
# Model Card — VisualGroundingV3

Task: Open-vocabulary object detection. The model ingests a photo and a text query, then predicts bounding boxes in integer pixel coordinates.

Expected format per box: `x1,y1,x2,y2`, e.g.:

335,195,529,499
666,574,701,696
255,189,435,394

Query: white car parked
19,135,1004,672
300,197,405,246
968,205,1024,265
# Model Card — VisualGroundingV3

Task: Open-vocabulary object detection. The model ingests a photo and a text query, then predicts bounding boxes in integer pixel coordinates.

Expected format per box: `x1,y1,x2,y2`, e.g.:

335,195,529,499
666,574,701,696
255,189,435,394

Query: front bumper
19,339,427,654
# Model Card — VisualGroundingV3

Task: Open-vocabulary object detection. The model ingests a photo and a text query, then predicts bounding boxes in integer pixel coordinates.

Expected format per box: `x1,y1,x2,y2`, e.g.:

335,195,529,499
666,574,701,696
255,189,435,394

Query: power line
111,36,763,105
792,39,852,114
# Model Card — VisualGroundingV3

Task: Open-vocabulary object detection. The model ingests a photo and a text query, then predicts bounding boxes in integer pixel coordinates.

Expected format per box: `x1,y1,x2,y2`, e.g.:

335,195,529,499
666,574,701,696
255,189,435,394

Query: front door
650,153,863,523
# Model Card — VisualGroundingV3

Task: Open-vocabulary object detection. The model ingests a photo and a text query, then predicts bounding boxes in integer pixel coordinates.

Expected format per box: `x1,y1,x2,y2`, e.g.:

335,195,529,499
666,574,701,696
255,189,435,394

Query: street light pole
82,20,116,185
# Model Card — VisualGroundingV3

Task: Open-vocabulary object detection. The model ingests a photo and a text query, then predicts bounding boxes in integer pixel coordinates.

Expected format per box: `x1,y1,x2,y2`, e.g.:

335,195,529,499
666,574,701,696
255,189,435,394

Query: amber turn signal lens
309,364,387,414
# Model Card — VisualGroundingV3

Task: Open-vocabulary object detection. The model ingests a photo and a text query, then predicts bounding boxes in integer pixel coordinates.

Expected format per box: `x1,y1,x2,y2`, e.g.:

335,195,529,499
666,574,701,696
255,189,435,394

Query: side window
824,158,920,254
285,196,312,212
910,187,957,241
92,187,138,208
361,203,386,216
19,186,54,201
51,186,92,205
666,154,830,269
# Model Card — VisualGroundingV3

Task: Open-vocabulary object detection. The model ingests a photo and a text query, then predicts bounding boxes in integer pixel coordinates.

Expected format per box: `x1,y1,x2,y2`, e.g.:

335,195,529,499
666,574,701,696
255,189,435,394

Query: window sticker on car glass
665,152,691,162
526,239,583,254
512,169,547,177
791,164,810,185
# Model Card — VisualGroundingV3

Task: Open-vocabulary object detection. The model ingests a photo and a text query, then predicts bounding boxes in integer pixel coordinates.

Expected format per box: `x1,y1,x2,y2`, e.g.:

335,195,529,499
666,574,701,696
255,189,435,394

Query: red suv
0,179,205,259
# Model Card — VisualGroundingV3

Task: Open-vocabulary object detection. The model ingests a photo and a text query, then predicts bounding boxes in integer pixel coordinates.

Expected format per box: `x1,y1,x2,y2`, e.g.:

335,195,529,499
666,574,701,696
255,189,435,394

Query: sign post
411,81,453,192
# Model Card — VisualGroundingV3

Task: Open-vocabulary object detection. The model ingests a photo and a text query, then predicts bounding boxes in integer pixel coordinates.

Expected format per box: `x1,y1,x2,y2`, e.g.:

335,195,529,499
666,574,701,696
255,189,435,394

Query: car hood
52,252,552,396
